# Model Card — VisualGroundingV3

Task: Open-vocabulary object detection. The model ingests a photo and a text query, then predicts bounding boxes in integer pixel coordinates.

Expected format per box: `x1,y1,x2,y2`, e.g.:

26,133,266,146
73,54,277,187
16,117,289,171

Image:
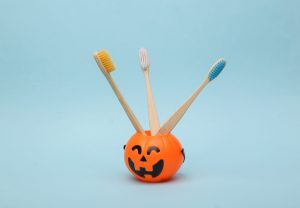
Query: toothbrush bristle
208,58,226,81
95,50,116,73
139,48,150,70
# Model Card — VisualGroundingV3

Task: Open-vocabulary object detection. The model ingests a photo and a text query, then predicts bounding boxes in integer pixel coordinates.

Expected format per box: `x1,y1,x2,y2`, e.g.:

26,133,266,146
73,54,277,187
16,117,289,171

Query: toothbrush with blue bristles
154,58,226,135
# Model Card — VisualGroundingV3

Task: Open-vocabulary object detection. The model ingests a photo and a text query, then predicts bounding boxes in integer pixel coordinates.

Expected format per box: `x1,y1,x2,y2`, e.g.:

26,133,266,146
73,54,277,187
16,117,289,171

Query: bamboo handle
94,54,145,135
154,79,209,135
105,74,145,134
144,70,160,135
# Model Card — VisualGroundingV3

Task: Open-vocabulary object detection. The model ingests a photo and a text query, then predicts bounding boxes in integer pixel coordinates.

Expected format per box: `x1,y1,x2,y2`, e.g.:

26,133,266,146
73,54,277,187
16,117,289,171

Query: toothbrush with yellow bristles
93,50,145,135
139,48,160,135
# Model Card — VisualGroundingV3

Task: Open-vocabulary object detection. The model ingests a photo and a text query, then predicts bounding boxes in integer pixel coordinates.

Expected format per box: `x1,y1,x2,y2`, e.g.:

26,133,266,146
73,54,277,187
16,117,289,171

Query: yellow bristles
95,50,116,73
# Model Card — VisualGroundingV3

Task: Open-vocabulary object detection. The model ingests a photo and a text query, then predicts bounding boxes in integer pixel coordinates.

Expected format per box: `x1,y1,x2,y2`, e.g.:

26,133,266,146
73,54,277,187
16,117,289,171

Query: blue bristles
208,58,226,82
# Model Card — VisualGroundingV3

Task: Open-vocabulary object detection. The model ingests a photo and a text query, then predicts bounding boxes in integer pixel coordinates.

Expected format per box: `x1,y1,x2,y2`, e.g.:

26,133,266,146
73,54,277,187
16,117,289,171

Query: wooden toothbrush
139,48,160,135
154,58,226,135
93,50,145,135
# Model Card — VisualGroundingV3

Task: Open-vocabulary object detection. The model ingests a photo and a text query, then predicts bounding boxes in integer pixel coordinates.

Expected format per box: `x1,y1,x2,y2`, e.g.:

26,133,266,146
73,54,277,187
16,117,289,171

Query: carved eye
132,145,142,154
147,146,160,155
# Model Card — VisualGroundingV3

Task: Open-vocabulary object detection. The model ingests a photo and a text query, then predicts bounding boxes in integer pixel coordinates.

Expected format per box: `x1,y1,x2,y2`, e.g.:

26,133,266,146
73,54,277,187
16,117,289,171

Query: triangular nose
140,156,147,162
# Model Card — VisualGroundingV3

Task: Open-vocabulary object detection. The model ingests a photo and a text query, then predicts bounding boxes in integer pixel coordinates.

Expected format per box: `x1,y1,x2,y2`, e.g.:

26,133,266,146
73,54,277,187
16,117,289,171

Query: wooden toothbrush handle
144,70,160,135
105,73,145,135
154,79,209,135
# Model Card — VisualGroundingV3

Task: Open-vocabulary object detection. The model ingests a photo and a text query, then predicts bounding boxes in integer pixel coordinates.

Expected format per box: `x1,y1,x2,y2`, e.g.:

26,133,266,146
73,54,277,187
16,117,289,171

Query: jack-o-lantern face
128,145,164,178
124,131,184,182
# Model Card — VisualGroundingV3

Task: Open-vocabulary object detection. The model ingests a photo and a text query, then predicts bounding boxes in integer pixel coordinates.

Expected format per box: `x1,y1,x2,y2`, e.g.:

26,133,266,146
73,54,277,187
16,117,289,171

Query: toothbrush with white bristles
139,48,160,135
154,58,226,135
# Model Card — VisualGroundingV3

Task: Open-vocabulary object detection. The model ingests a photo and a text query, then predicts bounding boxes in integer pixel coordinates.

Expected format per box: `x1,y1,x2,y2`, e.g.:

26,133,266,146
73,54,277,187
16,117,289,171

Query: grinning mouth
128,157,164,178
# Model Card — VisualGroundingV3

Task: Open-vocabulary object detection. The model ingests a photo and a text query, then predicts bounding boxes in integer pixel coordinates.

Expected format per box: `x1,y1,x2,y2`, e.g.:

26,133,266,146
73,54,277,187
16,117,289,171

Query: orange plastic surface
124,131,184,182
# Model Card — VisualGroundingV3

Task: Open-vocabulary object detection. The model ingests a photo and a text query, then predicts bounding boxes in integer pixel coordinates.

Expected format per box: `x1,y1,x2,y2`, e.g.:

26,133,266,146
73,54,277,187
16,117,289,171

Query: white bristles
139,48,150,70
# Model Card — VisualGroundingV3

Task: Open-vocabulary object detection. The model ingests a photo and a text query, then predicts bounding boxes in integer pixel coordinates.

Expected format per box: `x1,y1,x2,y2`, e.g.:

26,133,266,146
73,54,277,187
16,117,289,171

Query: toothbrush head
93,50,116,73
207,58,226,82
139,48,150,70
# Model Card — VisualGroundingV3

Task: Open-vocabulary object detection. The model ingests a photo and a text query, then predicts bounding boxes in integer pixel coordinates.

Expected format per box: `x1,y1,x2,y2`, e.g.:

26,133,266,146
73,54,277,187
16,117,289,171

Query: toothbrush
154,58,226,135
93,50,145,135
139,48,160,135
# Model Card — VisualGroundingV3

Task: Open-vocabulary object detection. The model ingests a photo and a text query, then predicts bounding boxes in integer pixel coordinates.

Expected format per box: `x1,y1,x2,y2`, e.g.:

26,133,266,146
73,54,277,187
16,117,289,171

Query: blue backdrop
0,0,299,207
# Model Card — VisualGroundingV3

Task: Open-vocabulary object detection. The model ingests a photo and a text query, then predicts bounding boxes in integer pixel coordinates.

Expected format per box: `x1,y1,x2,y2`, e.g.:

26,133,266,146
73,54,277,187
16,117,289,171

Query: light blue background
0,0,299,207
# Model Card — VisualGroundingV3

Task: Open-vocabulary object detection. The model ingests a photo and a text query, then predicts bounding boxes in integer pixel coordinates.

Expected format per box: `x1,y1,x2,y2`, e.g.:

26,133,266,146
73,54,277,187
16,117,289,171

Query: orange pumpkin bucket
93,49,226,183
124,131,185,182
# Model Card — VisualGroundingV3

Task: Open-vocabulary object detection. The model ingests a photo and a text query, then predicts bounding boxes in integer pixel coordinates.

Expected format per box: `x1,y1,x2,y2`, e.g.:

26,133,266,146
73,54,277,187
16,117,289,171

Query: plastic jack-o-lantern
124,131,185,182
94,49,226,183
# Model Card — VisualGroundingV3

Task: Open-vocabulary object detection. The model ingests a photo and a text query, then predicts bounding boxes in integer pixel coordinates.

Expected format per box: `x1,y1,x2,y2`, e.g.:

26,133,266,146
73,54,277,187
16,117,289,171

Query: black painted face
126,145,164,178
